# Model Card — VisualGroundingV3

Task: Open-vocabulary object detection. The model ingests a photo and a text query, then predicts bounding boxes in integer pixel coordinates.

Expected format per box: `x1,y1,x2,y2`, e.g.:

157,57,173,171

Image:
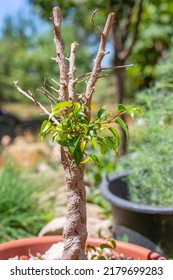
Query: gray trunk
61,147,87,260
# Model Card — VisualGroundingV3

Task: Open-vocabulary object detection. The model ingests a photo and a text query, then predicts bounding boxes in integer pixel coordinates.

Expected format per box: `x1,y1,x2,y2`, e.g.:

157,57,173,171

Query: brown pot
0,236,166,260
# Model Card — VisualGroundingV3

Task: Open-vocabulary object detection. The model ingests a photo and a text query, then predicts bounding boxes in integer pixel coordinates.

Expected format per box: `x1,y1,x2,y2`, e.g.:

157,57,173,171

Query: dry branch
68,42,78,100
85,11,115,110
51,6,68,101
14,81,59,125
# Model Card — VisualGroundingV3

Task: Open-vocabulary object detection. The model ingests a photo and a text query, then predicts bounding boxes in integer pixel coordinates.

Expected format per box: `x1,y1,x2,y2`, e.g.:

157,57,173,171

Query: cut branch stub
85,12,115,117
51,6,68,101
68,42,78,100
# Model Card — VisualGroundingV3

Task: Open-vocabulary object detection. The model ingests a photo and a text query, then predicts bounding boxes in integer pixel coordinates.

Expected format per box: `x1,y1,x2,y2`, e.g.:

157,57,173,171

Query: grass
0,163,53,243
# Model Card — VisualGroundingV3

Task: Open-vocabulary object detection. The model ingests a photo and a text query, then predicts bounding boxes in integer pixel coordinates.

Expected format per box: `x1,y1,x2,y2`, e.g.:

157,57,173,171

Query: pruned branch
51,6,68,101
68,42,78,100
85,12,115,110
14,81,59,125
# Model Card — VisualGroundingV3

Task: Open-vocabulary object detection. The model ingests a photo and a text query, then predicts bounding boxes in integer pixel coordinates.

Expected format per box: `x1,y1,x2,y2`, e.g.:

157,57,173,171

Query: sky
0,0,112,65
0,0,29,24
0,0,50,36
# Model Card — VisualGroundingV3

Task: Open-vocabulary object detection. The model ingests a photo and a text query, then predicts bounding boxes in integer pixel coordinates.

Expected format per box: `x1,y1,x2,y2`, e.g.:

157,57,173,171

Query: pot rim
0,236,165,260
100,171,173,214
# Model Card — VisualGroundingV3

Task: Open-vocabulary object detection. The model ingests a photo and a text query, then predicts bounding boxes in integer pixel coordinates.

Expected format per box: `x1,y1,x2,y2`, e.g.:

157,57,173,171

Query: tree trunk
61,147,87,260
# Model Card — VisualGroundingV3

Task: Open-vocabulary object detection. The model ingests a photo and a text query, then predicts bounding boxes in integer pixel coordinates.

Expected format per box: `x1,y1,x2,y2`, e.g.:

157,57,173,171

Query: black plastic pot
100,171,173,257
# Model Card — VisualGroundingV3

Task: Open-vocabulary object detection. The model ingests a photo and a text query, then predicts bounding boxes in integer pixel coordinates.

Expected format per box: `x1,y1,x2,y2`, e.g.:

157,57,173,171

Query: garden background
0,0,173,255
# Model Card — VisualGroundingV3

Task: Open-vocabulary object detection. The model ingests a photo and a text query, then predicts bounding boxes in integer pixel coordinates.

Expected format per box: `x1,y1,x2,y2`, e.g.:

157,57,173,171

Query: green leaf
97,107,109,120
80,139,86,152
87,244,96,252
133,106,144,118
100,243,113,250
115,118,129,138
57,139,68,147
108,127,120,145
96,137,108,154
53,101,74,110
40,120,52,137
118,104,144,119
81,156,91,164
99,256,107,260
73,148,83,165
80,123,88,135
110,240,116,249
104,137,119,154
89,154,100,166
91,254,98,260
69,137,80,154
91,137,97,149
73,102,82,113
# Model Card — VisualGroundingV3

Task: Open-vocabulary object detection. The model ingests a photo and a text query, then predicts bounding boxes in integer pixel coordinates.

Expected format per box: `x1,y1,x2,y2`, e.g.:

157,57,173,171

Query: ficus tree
14,6,143,260
29,0,144,155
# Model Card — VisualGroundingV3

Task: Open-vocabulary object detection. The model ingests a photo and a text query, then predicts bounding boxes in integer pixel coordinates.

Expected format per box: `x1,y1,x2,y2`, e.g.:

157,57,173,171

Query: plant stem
61,147,87,259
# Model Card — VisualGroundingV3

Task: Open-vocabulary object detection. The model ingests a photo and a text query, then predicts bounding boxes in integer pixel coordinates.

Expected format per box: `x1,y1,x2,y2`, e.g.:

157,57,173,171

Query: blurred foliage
0,163,53,243
1,0,173,104
29,0,173,98
116,82,173,206
0,11,91,104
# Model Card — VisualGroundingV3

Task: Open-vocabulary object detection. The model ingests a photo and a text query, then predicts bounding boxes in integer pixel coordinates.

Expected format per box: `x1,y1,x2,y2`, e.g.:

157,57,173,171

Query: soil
9,242,136,260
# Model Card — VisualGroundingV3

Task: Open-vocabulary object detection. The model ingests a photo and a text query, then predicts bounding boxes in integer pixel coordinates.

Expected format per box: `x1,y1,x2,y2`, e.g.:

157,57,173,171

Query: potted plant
100,88,173,258
0,6,163,260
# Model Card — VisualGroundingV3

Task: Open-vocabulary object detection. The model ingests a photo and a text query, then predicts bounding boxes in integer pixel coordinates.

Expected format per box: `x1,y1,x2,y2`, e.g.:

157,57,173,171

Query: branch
36,88,57,104
90,9,103,36
101,63,133,72
85,12,115,108
50,6,68,101
14,81,59,125
68,42,78,100
118,0,144,61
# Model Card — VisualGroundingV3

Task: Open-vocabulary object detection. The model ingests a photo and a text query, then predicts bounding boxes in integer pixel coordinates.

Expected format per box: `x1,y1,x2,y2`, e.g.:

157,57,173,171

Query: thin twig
75,72,91,83
101,63,133,72
90,9,103,36
36,88,57,104
52,78,60,86
14,81,59,125
44,82,60,95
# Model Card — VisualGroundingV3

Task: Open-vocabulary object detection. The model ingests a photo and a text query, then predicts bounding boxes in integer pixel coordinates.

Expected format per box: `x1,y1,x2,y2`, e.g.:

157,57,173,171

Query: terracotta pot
0,235,165,260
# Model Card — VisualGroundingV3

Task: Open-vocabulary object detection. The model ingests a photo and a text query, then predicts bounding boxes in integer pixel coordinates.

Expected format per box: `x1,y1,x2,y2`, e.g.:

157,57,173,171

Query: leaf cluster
40,101,143,165
86,238,116,260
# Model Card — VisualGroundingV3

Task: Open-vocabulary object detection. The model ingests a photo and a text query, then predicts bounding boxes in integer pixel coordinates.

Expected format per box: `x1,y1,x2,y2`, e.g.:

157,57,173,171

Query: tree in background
29,0,173,97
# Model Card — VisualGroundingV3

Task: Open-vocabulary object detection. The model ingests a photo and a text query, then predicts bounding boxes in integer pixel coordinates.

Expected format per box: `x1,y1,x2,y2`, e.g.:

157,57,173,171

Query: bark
61,147,87,260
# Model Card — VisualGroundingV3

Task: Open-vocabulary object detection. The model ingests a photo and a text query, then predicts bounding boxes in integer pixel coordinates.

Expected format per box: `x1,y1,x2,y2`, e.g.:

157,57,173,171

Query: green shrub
117,89,173,206
0,164,53,243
